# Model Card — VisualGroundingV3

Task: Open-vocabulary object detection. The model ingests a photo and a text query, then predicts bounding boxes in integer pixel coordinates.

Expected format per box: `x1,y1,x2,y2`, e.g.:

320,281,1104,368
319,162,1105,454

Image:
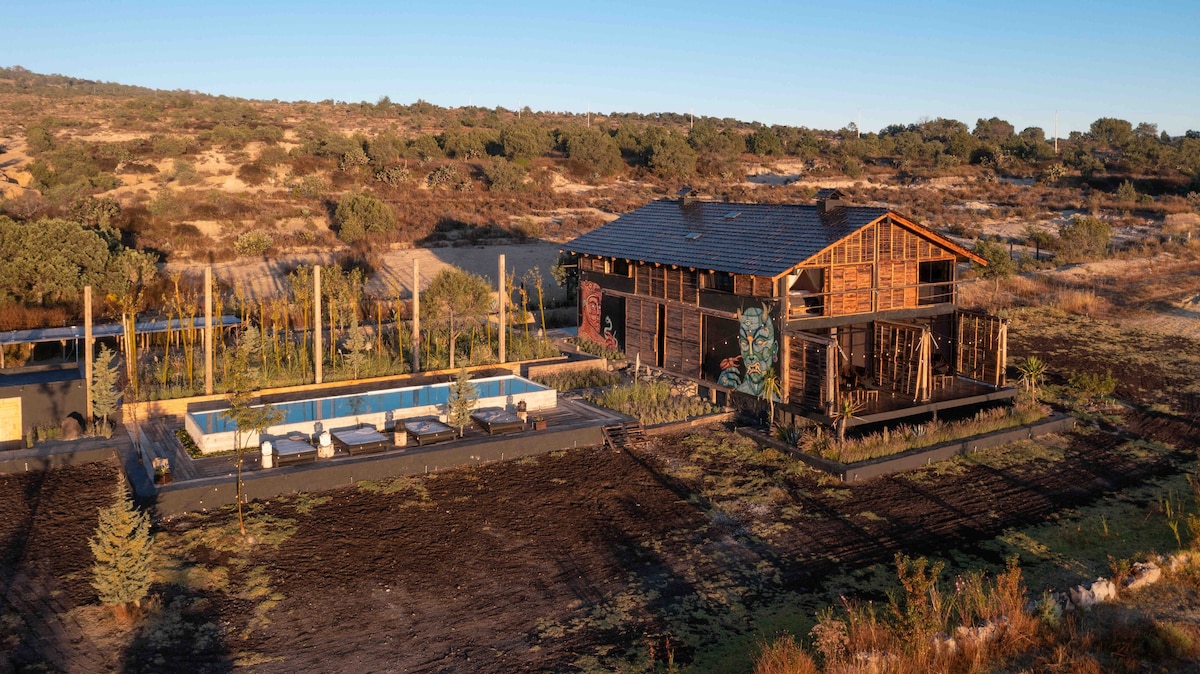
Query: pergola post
412,259,420,373
498,254,506,364
204,266,213,395
314,265,323,385
84,286,93,420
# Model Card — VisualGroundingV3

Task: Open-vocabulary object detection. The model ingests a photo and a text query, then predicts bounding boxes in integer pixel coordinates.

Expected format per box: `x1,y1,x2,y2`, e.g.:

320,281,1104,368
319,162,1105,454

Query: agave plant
831,397,866,443
1016,356,1049,398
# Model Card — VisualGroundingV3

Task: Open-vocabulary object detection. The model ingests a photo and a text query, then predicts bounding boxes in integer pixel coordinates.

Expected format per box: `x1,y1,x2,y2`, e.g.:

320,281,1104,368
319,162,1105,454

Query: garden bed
584,380,718,426
740,413,1077,482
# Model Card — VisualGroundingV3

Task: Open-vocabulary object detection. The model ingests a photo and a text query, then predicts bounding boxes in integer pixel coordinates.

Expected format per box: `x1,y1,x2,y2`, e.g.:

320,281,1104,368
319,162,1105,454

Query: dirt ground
2,403,1197,673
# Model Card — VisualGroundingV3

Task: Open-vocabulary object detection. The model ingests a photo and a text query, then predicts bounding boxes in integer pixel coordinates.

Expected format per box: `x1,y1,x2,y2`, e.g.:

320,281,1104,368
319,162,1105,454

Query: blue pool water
191,376,548,433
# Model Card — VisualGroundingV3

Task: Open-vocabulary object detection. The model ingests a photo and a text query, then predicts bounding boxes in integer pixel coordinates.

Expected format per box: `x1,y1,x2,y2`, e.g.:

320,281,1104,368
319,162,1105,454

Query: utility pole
498,254,506,364
1054,111,1059,155
314,265,323,385
587,103,590,128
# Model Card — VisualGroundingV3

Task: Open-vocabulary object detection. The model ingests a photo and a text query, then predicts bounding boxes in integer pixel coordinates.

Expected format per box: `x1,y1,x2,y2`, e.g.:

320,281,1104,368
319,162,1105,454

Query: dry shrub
759,556,1038,674
754,635,818,674
1004,274,1051,301
236,161,272,187
0,303,75,329
1051,289,1108,316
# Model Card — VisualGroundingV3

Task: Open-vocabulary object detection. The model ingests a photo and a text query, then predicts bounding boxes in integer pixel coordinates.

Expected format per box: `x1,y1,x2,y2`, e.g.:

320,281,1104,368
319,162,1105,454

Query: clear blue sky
6,0,1199,135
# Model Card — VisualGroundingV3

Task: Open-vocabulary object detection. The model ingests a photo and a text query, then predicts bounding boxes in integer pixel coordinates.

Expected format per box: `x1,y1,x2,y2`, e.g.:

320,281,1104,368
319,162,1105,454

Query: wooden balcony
785,281,961,325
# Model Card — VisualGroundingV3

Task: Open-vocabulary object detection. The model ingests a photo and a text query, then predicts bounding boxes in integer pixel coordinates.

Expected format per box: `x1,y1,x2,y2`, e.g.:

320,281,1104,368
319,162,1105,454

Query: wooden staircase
603,422,648,451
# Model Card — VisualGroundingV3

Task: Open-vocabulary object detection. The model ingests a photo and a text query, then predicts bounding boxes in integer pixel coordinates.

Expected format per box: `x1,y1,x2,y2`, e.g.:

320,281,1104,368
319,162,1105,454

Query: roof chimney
814,187,845,214
676,186,697,205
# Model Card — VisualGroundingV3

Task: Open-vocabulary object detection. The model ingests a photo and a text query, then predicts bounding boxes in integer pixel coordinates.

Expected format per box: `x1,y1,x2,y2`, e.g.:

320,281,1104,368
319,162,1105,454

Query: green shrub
335,191,395,243
1069,370,1118,402
482,160,526,192
571,337,624,361
234,230,273,257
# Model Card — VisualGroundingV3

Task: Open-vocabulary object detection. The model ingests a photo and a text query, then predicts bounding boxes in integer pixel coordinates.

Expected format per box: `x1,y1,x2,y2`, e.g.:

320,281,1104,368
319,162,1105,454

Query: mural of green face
717,306,778,395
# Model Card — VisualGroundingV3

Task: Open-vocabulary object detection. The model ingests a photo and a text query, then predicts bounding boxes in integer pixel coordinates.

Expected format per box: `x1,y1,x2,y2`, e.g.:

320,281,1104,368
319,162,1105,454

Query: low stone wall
153,422,605,516
740,414,1077,483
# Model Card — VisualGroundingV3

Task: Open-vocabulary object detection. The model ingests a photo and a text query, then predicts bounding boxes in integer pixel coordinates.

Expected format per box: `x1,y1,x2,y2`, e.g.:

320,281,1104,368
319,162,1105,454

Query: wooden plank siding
787,333,837,412
625,297,654,363
663,307,702,377
790,217,958,319
629,262,722,304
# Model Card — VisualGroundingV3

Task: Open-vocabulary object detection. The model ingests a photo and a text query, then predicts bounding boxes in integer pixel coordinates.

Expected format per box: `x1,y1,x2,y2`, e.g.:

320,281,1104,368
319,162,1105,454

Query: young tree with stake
446,368,478,437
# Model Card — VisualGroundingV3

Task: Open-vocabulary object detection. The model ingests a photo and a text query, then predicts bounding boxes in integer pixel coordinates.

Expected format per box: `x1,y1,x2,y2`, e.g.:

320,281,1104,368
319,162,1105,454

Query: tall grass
759,554,1034,673
533,368,622,391
586,381,717,425
800,400,1050,465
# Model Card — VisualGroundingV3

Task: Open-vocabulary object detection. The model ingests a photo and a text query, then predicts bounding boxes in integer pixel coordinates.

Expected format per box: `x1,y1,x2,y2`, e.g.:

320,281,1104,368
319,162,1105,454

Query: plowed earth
3,408,1197,673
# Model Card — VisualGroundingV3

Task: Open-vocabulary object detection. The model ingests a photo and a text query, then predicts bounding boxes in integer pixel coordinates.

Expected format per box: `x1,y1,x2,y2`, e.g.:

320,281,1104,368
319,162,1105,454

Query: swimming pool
184,374,557,454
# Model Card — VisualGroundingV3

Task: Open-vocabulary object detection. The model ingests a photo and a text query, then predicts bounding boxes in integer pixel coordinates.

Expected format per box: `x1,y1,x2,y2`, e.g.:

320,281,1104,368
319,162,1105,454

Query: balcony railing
786,281,960,321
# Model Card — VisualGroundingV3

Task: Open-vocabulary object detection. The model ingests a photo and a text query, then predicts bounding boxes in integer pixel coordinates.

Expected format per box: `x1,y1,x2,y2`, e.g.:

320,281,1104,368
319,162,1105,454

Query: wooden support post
84,286,93,420
498,254,506,364
997,322,1008,387
780,333,790,404
918,330,932,402
314,265,323,385
412,259,420,373
204,266,213,395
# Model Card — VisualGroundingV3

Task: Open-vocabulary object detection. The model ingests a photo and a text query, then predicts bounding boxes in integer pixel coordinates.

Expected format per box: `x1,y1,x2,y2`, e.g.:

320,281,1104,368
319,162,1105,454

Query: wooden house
562,191,1014,426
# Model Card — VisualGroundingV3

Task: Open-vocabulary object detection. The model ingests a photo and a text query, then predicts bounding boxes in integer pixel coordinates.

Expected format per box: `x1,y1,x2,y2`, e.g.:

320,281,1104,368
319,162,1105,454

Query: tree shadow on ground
119,586,234,674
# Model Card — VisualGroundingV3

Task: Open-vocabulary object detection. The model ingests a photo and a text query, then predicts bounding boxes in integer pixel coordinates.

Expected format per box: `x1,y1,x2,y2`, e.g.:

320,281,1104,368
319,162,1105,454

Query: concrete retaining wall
0,441,117,473
740,414,1077,483
153,422,605,516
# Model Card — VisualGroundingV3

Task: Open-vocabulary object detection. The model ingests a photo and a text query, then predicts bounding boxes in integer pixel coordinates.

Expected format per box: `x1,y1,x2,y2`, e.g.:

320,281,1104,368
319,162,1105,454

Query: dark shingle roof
563,199,890,277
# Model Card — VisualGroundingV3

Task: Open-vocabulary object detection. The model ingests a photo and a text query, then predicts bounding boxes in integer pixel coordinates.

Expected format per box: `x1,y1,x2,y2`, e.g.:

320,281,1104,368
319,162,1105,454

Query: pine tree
446,368,478,437
89,479,153,619
91,344,121,435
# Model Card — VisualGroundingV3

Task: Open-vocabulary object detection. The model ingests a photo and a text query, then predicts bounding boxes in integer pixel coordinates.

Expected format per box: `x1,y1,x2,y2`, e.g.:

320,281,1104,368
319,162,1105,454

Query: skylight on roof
723,211,742,219
684,232,703,240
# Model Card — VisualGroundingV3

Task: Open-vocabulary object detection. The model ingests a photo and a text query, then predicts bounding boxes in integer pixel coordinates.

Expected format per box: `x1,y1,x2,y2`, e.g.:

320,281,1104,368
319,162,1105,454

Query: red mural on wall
579,280,619,351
